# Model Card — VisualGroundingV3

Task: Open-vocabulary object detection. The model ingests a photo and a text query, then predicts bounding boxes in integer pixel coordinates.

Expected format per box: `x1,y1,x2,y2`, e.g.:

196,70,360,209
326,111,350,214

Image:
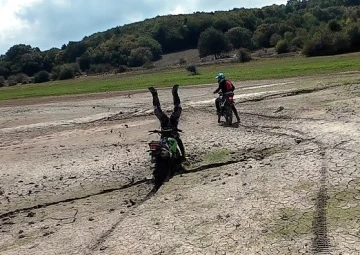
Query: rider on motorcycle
213,73,240,123
148,84,186,162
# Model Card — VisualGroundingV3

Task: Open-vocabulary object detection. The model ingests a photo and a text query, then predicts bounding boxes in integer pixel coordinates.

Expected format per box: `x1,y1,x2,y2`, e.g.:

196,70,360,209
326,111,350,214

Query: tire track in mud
0,178,152,220
86,187,158,254
242,122,331,253
312,148,330,254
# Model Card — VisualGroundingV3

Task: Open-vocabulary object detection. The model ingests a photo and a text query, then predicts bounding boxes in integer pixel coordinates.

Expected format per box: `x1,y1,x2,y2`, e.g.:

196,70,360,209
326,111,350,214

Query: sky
0,0,287,54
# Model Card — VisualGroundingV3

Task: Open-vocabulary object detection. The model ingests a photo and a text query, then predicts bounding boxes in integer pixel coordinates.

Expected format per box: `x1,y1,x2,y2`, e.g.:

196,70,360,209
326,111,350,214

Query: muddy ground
1,73,360,255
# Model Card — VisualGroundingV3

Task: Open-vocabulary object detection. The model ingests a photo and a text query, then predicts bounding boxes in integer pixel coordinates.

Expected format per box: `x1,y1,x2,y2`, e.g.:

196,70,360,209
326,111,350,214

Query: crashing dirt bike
148,128,183,190
217,91,235,125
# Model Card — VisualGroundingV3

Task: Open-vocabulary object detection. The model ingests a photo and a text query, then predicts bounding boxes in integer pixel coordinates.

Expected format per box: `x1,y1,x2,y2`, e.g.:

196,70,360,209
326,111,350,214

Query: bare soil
1,73,360,255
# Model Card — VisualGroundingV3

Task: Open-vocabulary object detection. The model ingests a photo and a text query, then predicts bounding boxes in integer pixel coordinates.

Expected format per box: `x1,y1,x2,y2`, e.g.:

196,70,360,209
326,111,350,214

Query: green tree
198,27,231,58
253,23,279,48
20,53,43,76
225,27,253,49
5,44,33,62
77,51,91,71
63,41,87,62
0,62,11,79
270,33,282,47
137,37,163,60
328,19,342,31
346,23,360,49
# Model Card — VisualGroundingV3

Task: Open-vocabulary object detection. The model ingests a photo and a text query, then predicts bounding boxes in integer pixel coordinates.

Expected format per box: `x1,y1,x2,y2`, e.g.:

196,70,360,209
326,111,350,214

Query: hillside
0,0,360,87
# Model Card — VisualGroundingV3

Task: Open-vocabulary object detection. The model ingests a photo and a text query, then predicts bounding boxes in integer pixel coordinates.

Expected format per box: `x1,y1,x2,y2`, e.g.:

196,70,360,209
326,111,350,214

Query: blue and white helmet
215,72,225,83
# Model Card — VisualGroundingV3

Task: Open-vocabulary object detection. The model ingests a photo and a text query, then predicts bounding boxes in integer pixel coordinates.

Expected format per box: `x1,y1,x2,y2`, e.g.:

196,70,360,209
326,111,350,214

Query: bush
328,19,342,32
236,48,252,63
179,58,187,65
332,32,350,53
291,37,304,48
0,76,5,87
16,73,30,84
302,30,351,56
88,64,113,74
117,65,128,73
34,70,50,83
58,64,75,80
346,23,360,49
142,60,155,69
275,39,290,54
186,64,199,75
7,75,18,86
50,65,61,80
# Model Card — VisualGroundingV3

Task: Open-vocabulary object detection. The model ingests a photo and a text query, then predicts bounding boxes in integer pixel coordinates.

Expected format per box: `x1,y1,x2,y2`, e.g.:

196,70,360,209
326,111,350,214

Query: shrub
16,73,30,84
179,58,187,65
117,65,128,73
34,70,50,83
88,64,113,74
275,39,290,54
7,75,18,86
58,64,75,80
50,65,61,80
143,60,155,69
269,33,282,47
237,48,252,63
0,76,5,87
186,64,199,75
291,37,304,48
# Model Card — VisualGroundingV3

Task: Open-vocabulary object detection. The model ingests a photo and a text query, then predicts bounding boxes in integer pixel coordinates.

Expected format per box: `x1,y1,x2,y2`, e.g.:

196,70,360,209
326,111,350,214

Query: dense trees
1,0,360,86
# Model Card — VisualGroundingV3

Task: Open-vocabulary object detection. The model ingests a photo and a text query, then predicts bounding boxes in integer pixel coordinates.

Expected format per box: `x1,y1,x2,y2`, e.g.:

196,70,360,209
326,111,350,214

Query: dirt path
1,74,360,255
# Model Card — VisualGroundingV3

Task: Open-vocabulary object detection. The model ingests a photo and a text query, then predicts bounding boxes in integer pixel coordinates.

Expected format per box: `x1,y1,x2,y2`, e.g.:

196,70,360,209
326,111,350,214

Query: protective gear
213,73,240,123
149,85,186,160
215,72,225,84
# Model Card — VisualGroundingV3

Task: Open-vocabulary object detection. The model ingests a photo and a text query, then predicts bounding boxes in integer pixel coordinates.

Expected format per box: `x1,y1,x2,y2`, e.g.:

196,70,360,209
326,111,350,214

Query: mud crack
0,178,152,220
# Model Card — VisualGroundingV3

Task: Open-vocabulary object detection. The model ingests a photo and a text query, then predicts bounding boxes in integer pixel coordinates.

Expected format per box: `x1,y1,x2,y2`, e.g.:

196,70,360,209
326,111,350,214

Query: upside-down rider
148,84,186,162
213,72,240,123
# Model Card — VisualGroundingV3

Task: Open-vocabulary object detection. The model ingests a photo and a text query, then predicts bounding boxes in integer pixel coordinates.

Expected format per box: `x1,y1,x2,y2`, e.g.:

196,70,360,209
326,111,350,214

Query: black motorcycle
218,91,235,125
148,128,182,189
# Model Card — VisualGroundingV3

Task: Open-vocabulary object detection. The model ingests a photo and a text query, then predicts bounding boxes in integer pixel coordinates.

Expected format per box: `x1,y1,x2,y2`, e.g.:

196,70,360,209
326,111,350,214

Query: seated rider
148,84,186,161
213,72,240,123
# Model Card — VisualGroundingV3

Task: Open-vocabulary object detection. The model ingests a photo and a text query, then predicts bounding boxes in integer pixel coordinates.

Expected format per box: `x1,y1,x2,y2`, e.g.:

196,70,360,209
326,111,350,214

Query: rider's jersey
214,80,235,94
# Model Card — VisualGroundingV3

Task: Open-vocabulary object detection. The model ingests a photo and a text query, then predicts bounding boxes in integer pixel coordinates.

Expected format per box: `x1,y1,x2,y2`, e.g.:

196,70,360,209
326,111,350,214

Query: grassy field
1,52,360,101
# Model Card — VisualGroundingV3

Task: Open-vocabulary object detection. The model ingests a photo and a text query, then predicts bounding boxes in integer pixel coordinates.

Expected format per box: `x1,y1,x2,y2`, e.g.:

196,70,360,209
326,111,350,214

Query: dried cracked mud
1,72,360,255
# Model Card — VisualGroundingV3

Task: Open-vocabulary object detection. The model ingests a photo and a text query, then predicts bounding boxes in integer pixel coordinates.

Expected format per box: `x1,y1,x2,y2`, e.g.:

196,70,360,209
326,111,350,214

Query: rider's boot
148,86,161,108
233,106,241,123
177,138,187,162
172,84,180,107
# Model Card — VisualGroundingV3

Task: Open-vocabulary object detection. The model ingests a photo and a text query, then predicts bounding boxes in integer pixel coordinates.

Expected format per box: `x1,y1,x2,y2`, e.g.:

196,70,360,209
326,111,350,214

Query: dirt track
1,73,360,255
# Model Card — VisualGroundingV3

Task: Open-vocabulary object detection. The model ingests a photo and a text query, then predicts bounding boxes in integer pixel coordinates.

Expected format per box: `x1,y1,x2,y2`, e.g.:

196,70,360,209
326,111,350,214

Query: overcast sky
0,0,287,54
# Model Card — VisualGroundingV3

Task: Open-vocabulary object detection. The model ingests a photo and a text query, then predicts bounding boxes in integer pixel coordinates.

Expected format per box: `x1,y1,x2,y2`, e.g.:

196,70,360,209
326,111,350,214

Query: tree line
1,0,360,86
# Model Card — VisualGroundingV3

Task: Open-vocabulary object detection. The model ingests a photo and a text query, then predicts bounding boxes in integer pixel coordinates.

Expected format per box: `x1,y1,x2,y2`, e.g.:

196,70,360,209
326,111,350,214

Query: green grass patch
267,179,360,240
202,148,231,164
1,52,360,101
